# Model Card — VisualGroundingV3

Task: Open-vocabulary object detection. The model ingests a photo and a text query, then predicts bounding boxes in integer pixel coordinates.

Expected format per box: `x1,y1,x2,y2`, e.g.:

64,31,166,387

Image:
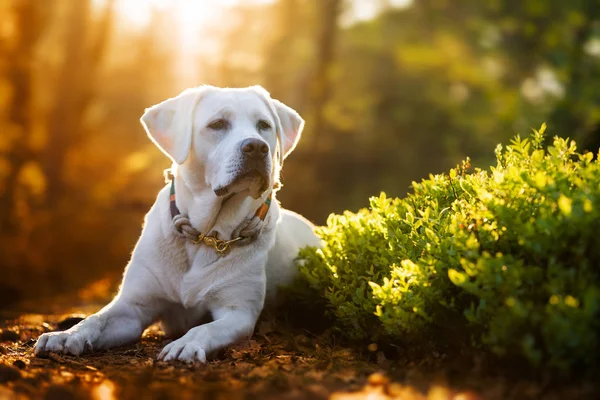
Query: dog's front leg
35,293,156,357
158,279,265,363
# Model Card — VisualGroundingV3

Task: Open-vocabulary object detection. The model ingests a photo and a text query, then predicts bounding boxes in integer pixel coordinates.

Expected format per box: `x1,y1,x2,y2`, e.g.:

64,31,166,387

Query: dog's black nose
241,138,269,158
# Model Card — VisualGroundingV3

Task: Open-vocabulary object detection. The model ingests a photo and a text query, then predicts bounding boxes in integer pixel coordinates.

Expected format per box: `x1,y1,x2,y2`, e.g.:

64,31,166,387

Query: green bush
297,125,600,371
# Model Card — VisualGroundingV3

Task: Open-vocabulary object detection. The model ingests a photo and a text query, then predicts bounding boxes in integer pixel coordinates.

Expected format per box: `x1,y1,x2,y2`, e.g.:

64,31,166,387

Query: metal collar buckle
192,233,243,255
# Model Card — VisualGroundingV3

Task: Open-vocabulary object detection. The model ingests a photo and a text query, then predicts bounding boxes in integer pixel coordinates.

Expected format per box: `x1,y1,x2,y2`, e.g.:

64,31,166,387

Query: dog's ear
140,88,203,164
271,99,305,160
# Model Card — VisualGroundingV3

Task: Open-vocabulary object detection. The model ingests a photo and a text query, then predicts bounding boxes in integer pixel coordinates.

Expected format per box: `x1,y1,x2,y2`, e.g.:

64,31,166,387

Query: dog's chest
167,244,237,308
184,242,220,269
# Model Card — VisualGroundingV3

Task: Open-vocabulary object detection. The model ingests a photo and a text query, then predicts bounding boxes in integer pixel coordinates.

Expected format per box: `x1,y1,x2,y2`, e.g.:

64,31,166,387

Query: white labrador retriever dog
35,85,320,362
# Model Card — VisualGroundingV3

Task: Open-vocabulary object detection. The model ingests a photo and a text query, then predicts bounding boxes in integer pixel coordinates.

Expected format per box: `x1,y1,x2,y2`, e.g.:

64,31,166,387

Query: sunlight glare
107,0,274,86
343,0,413,26
92,380,116,400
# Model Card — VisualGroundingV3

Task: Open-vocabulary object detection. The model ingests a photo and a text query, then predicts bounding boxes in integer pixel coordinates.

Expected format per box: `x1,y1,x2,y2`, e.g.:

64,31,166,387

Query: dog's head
140,85,304,199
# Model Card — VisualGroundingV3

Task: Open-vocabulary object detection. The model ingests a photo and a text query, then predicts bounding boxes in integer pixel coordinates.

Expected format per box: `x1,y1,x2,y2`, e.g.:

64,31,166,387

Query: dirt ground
0,291,597,400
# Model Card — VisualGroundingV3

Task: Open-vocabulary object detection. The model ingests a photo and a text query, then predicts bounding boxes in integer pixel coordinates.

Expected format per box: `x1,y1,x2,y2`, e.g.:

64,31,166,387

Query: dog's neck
170,165,270,240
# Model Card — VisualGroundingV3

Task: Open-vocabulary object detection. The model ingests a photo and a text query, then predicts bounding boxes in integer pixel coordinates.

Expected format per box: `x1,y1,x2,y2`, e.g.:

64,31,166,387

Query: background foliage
1,0,599,307
297,128,600,371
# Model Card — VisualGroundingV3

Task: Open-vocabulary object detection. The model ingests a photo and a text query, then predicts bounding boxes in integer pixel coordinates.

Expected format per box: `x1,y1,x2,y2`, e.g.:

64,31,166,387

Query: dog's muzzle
240,137,270,177
214,139,271,198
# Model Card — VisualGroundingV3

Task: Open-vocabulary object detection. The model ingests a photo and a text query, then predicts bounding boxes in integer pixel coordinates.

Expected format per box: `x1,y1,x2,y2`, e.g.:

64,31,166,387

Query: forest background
1,0,599,307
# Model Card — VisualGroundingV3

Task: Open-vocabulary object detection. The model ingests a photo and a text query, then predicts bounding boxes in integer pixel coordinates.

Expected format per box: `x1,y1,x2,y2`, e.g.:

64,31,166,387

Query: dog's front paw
158,338,207,363
35,330,91,357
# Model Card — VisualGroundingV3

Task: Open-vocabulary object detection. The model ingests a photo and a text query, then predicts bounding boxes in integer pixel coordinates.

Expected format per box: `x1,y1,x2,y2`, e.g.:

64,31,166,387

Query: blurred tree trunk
218,10,247,87
44,0,115,206
0,1,47,232
264,0,298,100
310,0,341,153
548,0,598,149
286,0,339,210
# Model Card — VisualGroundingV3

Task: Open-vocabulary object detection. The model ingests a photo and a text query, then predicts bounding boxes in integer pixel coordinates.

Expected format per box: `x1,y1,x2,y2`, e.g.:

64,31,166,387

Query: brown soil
0,296,597,400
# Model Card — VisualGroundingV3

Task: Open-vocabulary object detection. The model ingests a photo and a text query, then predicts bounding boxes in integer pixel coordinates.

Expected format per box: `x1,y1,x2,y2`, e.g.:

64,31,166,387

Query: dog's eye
207,119,229,131
257,120,271,131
